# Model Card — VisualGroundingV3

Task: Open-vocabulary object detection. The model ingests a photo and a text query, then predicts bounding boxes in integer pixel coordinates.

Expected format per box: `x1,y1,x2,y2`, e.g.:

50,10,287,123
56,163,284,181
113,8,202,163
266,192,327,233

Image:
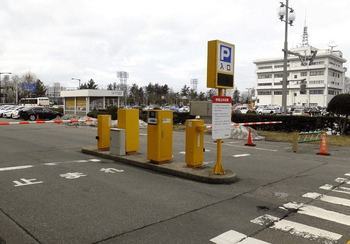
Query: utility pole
278,1,295,114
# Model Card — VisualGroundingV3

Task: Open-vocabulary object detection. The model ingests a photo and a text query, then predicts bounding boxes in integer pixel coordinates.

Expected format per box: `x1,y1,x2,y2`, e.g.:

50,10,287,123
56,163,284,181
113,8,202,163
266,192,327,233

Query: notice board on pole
212,96,232,140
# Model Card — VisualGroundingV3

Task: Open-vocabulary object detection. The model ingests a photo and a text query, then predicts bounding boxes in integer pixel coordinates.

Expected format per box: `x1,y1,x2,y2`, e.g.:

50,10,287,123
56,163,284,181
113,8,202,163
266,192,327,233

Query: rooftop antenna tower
301,13,309,47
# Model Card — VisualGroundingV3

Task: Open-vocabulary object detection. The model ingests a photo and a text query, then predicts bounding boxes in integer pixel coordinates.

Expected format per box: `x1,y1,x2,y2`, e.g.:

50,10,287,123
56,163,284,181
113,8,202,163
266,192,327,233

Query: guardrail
292,130,323,153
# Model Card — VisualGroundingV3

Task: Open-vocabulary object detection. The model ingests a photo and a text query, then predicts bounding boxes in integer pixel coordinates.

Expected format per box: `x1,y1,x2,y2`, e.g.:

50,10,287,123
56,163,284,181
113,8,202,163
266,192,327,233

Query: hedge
231,114,350,133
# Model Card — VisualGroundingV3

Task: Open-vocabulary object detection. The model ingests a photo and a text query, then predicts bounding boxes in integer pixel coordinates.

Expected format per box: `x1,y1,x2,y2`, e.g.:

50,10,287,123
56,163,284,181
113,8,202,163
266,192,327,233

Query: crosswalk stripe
320,184,350,195
283,202,350,226
210,230,270,244
303,192,350,207
251,214,342,243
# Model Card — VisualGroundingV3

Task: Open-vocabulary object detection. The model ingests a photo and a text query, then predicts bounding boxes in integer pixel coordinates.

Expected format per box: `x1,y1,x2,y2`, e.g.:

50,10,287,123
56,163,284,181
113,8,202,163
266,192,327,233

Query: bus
19,97,50,107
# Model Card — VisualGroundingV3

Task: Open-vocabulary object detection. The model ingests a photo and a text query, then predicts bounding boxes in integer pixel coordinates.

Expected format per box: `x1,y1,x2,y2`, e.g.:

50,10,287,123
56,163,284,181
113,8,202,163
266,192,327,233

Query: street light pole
278,0,295,114
0,72,12,104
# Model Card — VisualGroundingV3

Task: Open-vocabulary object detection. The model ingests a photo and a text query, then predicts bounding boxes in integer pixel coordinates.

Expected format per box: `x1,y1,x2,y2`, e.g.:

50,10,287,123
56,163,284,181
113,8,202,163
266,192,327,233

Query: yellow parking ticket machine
96,114,111,151
117,108,139,154
185,119,205,167
147,110,173,163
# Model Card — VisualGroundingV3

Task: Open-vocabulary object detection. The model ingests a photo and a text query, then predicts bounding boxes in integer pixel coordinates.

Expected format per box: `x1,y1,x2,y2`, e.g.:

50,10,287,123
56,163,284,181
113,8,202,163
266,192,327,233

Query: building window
310,61,325,65
274,82,282,85
301,71,307,77
257,90,272,95
274,64,290,68
258,74,272,79
258,83,272,86
328,89,341,95
310,70,324,76
294,75,297,79
258,66,273,70
309,90,324,94
309,80,324,84
274,91,282,95
273,73,290,78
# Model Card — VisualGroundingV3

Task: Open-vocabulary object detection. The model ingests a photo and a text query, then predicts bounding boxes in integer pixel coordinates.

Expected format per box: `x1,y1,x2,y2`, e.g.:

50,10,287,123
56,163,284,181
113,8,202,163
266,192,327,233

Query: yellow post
185,119,205,167
117,108,139,154
97,114,111,151
213,88,225,175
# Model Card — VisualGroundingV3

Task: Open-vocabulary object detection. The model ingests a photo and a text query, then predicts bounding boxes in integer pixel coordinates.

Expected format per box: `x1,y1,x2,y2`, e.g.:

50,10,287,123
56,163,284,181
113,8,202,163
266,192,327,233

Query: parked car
0,105,16,117
19,107,63,121
178,106,190,113
234,106,249,114
8,106,25,119
258,106,281,115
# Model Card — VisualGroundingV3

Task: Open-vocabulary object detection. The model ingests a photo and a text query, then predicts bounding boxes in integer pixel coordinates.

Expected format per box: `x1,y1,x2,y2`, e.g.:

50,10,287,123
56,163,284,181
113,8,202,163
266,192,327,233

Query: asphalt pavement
0,120,349,244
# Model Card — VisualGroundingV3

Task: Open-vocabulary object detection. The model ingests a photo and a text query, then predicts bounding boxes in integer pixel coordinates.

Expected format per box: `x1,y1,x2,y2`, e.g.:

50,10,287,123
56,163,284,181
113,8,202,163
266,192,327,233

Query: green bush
231,114,349,133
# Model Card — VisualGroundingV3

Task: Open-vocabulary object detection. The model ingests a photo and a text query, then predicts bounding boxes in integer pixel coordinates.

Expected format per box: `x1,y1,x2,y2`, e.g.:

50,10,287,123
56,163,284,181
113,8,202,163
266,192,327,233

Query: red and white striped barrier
0,118,96,126
206,121,282,129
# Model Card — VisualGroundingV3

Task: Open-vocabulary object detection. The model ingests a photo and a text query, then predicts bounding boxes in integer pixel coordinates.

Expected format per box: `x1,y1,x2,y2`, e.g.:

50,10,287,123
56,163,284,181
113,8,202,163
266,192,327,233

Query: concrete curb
81,146,238,184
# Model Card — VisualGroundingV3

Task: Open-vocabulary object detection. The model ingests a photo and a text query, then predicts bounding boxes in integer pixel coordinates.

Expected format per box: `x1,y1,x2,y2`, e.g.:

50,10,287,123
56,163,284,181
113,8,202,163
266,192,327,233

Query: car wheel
29,114,37,121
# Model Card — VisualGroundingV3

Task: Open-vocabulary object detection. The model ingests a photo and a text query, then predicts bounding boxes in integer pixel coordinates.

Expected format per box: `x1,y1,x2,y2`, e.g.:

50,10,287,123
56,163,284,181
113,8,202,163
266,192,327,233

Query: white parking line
302,192,350,207
320,184,350,195
0,165,33,172
283,202,350,226
251,214,342,243
232,154,250,158
210,230,270,244
88,159,101,162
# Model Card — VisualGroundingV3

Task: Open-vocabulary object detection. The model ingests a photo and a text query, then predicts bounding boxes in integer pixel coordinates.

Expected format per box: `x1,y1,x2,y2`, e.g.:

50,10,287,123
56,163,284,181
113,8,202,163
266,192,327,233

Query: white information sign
212,96,232,140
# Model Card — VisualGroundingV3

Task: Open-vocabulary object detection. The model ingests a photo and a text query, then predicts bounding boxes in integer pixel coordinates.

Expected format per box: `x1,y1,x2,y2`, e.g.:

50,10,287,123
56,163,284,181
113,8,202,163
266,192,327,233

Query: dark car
19,107,63,121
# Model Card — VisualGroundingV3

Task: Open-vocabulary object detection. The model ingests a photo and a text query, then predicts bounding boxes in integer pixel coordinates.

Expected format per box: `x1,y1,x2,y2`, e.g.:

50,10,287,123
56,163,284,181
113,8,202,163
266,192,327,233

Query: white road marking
335,177,350,184
43,162,58,166
345,173,350,177
320,184,350,195
0,165,33,172
88,159,101,162
72,160,89,163
139,133,147,136
100,168,124,173
303,192,350,207
179,151,186,154
232,154,250,158
205,149,211,152
283,202,350,226
210,230,270,244
13,178,43,187
251,214,342,243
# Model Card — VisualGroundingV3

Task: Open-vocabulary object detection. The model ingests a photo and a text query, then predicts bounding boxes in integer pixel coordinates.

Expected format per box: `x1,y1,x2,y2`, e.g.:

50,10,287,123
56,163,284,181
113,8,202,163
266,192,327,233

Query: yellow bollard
185,119,205,167
117,108,139,154
97,114,111,151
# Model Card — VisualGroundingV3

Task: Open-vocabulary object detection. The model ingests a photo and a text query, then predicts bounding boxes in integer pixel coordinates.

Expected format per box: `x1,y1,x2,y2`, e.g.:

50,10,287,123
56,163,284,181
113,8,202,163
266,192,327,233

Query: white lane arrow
100,168,124,173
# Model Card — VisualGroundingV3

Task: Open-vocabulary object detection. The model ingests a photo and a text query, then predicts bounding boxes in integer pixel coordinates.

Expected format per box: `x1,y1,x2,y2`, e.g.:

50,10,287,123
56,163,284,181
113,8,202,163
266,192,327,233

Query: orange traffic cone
317,133,330,156
245,128,256,147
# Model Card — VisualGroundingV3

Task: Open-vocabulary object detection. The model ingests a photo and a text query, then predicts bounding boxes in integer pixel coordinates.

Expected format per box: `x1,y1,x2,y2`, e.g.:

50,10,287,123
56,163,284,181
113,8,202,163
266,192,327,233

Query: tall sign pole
207,40,235,175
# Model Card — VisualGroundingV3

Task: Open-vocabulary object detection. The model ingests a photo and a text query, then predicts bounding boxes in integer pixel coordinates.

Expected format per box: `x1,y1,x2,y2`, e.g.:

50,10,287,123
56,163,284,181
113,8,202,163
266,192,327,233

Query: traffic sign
207,40,235,89
211,96,232,140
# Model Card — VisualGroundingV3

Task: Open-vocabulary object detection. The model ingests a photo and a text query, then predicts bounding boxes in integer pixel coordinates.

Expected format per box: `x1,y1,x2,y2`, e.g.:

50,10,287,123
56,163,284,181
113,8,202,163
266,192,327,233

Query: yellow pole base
213,139,225,175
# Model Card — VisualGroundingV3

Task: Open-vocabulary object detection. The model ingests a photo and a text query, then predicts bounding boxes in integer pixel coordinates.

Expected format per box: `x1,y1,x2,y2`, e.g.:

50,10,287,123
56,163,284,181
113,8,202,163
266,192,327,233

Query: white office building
254,27,347,107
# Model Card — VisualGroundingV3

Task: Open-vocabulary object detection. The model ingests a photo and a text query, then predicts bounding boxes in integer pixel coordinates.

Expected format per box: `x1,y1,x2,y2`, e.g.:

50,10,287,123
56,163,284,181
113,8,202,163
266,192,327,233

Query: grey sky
0,0,349,91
